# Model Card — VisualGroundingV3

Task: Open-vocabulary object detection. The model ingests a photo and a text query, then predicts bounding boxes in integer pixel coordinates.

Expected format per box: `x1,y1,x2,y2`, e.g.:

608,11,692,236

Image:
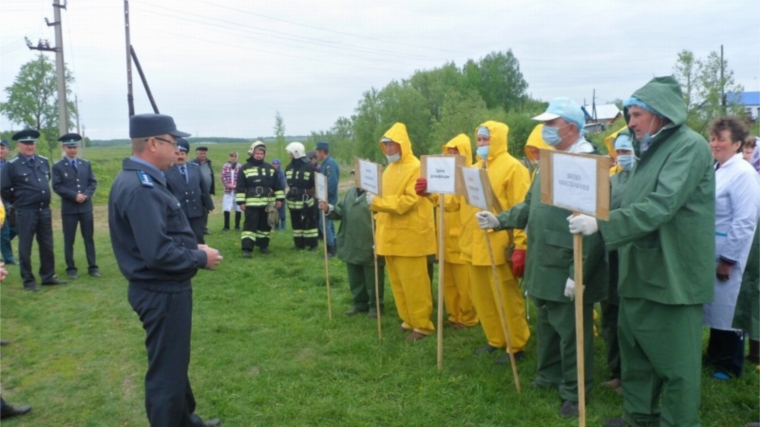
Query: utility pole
26,0,69,137
720,45,726,115
75,95,85,157
124,0,135,117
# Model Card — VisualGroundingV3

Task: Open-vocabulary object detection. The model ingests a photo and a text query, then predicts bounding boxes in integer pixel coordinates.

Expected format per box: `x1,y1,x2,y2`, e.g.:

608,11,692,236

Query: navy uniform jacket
165,163,214,220
320,155,340,205
0,153,52,211
52,157,97,214
108,158,207,291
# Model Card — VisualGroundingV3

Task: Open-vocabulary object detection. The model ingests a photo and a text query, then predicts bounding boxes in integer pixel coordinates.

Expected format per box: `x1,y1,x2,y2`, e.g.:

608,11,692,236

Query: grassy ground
0,145,758,426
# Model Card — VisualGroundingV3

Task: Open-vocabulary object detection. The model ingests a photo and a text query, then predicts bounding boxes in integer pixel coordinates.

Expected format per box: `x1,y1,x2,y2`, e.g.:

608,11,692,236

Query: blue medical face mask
386,153,400,163
542,123,571,146
639,118,665,152
617,154,636,171
476,146,490,158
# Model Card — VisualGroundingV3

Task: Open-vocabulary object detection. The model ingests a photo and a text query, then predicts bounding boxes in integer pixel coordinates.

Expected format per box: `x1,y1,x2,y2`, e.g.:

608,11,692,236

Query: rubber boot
223,212,230,231
748,339,760,365
234,211,241,231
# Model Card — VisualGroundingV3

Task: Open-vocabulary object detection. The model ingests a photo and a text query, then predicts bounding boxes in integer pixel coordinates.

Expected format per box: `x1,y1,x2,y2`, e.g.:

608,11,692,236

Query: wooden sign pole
371,211,383,341
436,196,445,370
321,209,332,320
573,216,586,427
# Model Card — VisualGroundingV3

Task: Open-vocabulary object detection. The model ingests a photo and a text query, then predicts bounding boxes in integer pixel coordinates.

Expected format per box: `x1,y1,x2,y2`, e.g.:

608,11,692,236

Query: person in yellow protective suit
523,124,553,181
604,126,628,176
368,123,437,342
463,121,532,364
415,134,479,329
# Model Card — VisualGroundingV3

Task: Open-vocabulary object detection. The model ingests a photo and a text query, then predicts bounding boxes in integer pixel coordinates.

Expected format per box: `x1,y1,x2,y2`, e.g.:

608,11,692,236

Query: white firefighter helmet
248,140,266,156
286,141,305,158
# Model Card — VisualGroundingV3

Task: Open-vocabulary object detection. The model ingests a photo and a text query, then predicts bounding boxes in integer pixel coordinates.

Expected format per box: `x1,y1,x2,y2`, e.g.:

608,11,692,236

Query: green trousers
533,298,594,402
619,298,702,427
347,263,385,312
601,300,621,380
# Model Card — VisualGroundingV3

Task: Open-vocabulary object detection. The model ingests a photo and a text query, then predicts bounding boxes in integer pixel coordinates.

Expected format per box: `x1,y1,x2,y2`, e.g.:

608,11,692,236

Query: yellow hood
379,122,414,163
604,126,628,160
475,121,508,162
525,124,552,161
442,134,473,166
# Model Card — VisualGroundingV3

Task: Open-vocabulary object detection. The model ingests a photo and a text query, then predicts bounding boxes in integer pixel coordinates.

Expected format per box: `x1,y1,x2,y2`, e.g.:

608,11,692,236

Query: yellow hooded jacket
440,134,472,264
371,123,436,257
524,124,553,182
459,121,529,266
605,126,628,176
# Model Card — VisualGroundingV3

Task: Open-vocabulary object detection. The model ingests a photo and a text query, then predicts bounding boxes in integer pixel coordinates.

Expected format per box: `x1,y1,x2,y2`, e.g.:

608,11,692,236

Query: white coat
704,154,760,330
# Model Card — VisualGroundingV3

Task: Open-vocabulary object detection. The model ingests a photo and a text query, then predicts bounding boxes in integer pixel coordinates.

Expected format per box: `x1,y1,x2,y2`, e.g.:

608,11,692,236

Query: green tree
468,50,529,112
429,89,489,157
0,54,76,156
273,110,286,152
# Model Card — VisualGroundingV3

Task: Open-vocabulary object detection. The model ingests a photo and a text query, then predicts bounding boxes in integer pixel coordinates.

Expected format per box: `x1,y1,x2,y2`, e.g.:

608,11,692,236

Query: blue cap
316,141,329,151
623,97,663,117
477,126,490,137
532,97,585,131
614,134,633,151
272,158,281,165
58,132,82,146
13,129,40,144
0,139,8,147
129,114,190,139
177,137,190,153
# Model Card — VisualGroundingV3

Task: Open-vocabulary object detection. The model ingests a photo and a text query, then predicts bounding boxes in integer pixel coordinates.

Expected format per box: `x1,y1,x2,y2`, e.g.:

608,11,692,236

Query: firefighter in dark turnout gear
236,141,284,257
284,142,319,250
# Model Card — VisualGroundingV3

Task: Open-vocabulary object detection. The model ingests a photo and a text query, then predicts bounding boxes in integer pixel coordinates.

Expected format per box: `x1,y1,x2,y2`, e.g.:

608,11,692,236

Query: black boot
748,339,760,365
222,212,230,231
327,245,336,258
234,211,241,231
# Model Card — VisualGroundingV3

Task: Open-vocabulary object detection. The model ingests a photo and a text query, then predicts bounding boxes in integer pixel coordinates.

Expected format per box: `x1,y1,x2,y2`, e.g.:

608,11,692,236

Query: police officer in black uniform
236,141,284,258
108,114,223,427
284,142,319,251
52,133,99,279
165,138,214,244
0,129,66,290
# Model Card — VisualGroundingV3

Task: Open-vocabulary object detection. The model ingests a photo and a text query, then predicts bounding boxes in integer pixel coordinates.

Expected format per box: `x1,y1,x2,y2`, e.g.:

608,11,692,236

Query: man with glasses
109,114,223,427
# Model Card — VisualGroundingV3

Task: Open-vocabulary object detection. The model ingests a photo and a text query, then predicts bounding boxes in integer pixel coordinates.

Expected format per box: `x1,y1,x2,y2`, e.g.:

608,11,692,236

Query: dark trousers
241,207,271,252
1,204,16,262
347,263,385,311
601,301,621,380
289,206,318,249
128,285,207,427
16,209,55,287
62,212,97,274
706,328,745,377
188,217,205,245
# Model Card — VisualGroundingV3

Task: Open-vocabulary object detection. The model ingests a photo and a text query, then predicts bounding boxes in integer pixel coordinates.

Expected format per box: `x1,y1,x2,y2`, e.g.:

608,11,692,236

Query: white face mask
386,153,400,163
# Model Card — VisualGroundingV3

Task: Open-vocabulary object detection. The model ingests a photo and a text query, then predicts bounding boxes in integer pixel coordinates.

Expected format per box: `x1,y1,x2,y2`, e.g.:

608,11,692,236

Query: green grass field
0,145,758,426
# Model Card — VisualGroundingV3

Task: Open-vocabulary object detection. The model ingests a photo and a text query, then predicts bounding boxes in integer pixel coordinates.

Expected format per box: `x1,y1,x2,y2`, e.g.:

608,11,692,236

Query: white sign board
461,166,489,211
552,154,597,215
357,159,381,195
315,173,328,201
423,156,460,194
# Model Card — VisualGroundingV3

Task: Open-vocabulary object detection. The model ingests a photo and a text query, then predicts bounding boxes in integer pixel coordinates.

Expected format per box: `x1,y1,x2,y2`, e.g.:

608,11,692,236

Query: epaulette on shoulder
9,157,19,163
136,170,154,188
38,155,49,160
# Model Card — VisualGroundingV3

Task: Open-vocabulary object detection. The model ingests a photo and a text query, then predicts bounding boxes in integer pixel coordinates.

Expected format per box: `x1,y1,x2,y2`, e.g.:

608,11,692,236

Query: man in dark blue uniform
0,129,66,290
0,139,18,265
109,114,223,427
166,138,214,244
316,141,340,257
52,133,99,279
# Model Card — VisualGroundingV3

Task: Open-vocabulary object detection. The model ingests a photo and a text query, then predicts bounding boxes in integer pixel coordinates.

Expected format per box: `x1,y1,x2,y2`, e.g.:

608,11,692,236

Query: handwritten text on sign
358,159,380,194
426,157,458,194
553,154,597,215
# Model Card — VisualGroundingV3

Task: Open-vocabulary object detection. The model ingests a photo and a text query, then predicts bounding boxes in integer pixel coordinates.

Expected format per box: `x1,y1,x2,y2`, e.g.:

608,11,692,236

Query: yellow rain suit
524,124,553,182
371,123,437,335
457,121,531,352
605,126,628,176
438,134,478,327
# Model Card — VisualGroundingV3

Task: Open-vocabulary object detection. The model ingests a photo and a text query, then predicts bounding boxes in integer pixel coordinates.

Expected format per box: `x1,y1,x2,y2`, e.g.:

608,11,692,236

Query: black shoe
41,277,67,285
0,403,32,419
309,246,318,252
221,228,230,232
604,418,629,427
559,400,579,418
204,230,212,235
67,272,78,279
473,344,498,355
24,283,39,292
242,251,252,258
3,260,17,265
0,340,8,346
89,270,101,277
495,351,524,365
260,247,271,255
203,418,222,427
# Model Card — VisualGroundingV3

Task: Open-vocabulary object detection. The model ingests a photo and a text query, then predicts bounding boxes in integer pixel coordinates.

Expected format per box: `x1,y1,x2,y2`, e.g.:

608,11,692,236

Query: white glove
568,214,599,235
476,211,500,230
365,192,376,205
564,278,576,300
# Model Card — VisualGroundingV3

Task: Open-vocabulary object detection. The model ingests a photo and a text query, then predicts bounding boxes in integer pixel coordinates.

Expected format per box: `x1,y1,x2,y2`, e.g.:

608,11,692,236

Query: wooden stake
321,209,332,320
370,209,383,341
437,196,445,370
573,215,586,427
484,231,521,393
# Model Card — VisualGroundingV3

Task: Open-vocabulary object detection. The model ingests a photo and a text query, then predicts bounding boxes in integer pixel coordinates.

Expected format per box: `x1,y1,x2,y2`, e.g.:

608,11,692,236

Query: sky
1,0,758,140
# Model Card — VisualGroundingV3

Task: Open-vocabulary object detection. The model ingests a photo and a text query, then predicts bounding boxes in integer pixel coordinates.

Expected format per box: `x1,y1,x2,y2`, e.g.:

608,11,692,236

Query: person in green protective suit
733,223,760,364
319,186,385,317
477,97,608,419
567,76,715,427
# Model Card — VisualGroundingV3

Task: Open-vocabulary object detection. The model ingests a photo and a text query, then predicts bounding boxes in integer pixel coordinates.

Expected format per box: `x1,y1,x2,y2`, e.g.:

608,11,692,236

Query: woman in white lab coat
703,116,760,379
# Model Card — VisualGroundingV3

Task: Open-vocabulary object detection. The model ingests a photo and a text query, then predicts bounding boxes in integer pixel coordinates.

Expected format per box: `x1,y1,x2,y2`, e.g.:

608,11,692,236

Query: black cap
129,114,190,139
58,132,82,146
13,129,40,144
177,137,190,153
195,146,208,152
0,139,8,147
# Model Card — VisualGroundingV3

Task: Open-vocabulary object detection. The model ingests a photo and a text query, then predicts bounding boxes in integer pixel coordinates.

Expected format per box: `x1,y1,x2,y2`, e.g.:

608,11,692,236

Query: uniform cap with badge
13,129,40,144
1,139,9,147
176,138,190,153
58,132,82,147
129,114,190,138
